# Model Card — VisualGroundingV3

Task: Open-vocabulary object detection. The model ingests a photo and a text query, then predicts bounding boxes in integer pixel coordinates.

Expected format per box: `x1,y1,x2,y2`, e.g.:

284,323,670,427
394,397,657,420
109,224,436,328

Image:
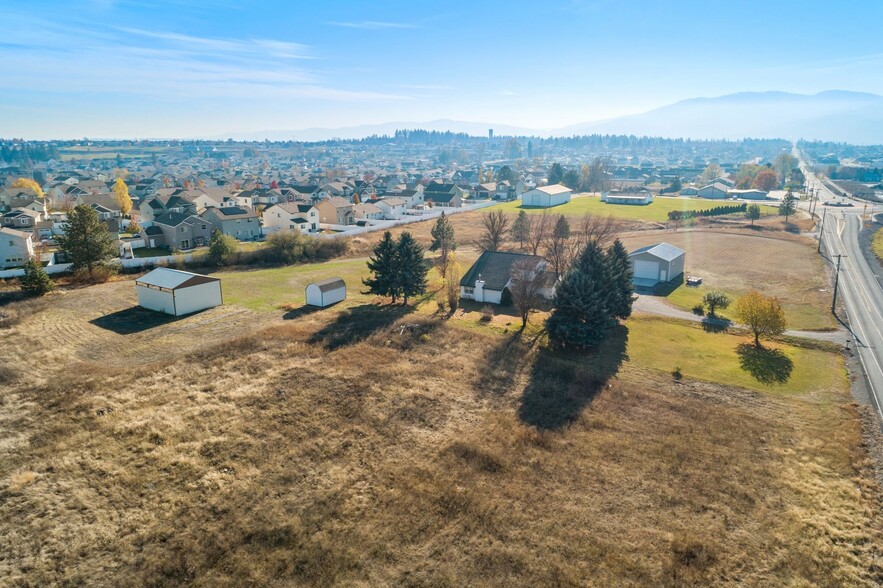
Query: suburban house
601,190,654,205
521,184,572,207
90,203,121,232
629,242,686,288
680,186,699,196
200,206,260,241
459,251,555,305
474,182,496,199
144,211,213,250
0,226,35,268
1,208,43,232
316,197,355,225
697,182,730,199
372,197,407,219
396,188,424,208
139,193,197,223
262,202,320,234
423,182,466,208
353,202,383,220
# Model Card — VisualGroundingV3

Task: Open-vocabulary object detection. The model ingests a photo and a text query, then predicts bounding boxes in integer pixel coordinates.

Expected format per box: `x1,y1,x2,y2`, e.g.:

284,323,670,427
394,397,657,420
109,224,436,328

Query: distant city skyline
3,0,883,139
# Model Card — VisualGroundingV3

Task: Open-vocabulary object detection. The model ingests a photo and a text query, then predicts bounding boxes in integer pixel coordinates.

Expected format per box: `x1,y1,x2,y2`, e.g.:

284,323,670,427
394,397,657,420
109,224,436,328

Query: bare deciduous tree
527,211,551,256
509,257,547,329
477,209,510,252
574,213,618,249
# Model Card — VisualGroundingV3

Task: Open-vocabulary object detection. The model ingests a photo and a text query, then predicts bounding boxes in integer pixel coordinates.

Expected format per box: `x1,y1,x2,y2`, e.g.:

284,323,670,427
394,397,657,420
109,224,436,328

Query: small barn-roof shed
629,242,686,288
305,277,346,307
135,267,222,316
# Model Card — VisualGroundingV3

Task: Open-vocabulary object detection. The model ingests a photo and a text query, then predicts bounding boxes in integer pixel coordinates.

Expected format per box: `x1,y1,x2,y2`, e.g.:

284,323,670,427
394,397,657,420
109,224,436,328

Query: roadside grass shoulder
873,226,883,262
625,315,846,395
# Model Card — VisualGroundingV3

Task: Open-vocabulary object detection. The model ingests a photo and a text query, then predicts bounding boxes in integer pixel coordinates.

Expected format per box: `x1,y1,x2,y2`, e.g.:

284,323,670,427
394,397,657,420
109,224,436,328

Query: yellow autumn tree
11,177,43,198
734,290,786,347
112,177,133,215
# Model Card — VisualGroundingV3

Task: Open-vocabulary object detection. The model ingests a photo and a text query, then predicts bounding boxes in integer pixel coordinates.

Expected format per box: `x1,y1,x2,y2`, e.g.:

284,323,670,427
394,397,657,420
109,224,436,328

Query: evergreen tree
20,257,54,296
208,229,237,266
363,231,401,303
56,204,117,276
429,212,456,277
548,162,564,185
396,232,428,304
545,242,614,348
510,210,531,250
605,239,634,320
779,191,797,222
553,214,571,240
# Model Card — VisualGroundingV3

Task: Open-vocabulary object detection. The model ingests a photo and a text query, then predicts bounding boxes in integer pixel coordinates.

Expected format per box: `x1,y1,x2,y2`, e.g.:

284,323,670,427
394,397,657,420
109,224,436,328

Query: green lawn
874,226,883,262
664,283,836,331
215,257,373,313
625,316,846,395
493,195,777,222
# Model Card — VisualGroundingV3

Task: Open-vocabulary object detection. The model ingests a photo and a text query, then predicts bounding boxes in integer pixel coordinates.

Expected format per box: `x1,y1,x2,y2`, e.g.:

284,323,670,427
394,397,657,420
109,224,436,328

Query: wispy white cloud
0,13,409,102
328,20,417,30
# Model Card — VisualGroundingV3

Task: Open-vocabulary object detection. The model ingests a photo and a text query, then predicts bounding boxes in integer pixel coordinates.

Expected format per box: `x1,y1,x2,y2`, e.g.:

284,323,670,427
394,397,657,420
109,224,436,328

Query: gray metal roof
629,242,685,262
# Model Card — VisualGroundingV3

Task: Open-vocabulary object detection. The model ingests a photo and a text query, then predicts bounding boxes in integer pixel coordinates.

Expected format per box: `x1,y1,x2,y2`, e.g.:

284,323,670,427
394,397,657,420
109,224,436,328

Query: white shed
305,277,346,307
135,267,223,316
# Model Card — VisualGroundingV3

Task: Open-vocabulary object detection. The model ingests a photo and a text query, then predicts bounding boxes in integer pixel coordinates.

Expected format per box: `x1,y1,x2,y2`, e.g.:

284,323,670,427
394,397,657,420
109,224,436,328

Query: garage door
633,259,659,280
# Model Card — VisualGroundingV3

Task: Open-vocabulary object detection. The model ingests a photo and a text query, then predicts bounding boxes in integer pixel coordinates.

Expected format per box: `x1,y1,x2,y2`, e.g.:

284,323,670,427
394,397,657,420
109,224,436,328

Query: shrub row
668,203,747,221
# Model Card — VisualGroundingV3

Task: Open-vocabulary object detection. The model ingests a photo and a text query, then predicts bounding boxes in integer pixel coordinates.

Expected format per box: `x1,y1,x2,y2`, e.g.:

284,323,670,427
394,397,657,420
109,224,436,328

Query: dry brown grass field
1,271,881,585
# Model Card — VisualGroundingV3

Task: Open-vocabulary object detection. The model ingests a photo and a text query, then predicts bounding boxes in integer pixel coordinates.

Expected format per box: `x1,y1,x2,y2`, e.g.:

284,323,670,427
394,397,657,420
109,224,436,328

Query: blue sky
3,0,883,139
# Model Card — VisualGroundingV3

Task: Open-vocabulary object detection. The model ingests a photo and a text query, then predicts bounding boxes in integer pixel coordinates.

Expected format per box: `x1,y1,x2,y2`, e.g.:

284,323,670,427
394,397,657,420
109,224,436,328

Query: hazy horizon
4,0,883,139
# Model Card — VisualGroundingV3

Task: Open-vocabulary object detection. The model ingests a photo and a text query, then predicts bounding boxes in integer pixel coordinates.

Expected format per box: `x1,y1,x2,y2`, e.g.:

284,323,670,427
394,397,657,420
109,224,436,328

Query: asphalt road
804,167,883,419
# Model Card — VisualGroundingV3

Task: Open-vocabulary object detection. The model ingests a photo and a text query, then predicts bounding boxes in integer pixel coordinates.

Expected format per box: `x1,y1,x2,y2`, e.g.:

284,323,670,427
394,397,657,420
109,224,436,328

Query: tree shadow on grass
306,303,413,351
736,343,794,385
90,306,190,334
518,325,629,430
281,304,324,320
475,331,534,398
701,317,731,333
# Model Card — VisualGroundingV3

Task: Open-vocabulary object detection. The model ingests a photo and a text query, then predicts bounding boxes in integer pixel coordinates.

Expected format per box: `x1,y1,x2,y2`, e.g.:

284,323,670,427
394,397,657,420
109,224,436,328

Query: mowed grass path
493,194,778,222
626,317,846,395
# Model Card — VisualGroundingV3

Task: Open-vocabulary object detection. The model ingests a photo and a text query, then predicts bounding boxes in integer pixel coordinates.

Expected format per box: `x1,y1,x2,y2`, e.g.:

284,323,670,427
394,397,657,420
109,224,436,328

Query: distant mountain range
221,91,883,144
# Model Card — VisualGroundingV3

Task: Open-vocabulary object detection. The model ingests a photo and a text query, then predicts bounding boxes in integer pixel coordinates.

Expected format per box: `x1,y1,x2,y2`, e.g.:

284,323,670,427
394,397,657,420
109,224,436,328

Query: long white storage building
135,267,223,316
521,184,572,208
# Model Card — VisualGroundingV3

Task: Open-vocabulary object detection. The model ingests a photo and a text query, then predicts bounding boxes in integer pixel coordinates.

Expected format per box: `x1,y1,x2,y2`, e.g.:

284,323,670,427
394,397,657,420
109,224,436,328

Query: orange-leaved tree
734,290,786,347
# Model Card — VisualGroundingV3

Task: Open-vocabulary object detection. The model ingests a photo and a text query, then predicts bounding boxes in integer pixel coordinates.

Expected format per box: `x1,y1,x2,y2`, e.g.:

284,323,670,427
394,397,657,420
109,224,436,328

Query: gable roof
0,226,32,240
629,242,685,262
153,211,200,227
136,267,219,290
535,184,571,195
460,251,544,290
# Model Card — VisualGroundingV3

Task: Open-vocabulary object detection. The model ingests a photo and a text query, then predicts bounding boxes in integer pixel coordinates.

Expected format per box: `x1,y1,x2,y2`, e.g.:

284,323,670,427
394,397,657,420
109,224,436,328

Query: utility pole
817,205,828,253
831,253,846,314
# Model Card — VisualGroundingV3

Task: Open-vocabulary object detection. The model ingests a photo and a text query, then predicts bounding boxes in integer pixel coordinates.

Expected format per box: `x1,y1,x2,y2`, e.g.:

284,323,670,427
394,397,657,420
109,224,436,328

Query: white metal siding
173,281,223,316
306,284,346,307
137,285,175,315
633,259,659,280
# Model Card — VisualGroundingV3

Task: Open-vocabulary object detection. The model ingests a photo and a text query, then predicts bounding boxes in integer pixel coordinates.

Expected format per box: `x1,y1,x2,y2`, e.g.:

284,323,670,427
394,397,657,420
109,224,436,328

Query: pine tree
429,211,456,276
56,204,117,276
396,232,428,305
605,239,634,320
510,210,531,250
779,191,797,222
208,229,237,266
363,231,400,303
545,241,615,348
20,257,54,296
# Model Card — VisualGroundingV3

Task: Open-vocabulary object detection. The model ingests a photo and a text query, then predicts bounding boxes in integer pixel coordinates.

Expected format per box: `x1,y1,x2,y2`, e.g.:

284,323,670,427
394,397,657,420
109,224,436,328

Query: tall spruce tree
605,239,634,320
56,204,117,276
396,232,428,304
363,231,401,303
545,241,614,348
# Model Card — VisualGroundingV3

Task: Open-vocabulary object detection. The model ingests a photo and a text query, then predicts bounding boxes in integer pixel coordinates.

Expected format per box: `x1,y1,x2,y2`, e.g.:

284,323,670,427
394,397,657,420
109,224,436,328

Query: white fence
316,200,497,239
0,254,200,279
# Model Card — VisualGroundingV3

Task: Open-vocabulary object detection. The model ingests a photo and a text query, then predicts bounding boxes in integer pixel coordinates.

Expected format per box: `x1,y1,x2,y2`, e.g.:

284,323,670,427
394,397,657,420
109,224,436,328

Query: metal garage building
305,277,346,307
135,267,223,316
629,242,686,288
521,184,572,208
